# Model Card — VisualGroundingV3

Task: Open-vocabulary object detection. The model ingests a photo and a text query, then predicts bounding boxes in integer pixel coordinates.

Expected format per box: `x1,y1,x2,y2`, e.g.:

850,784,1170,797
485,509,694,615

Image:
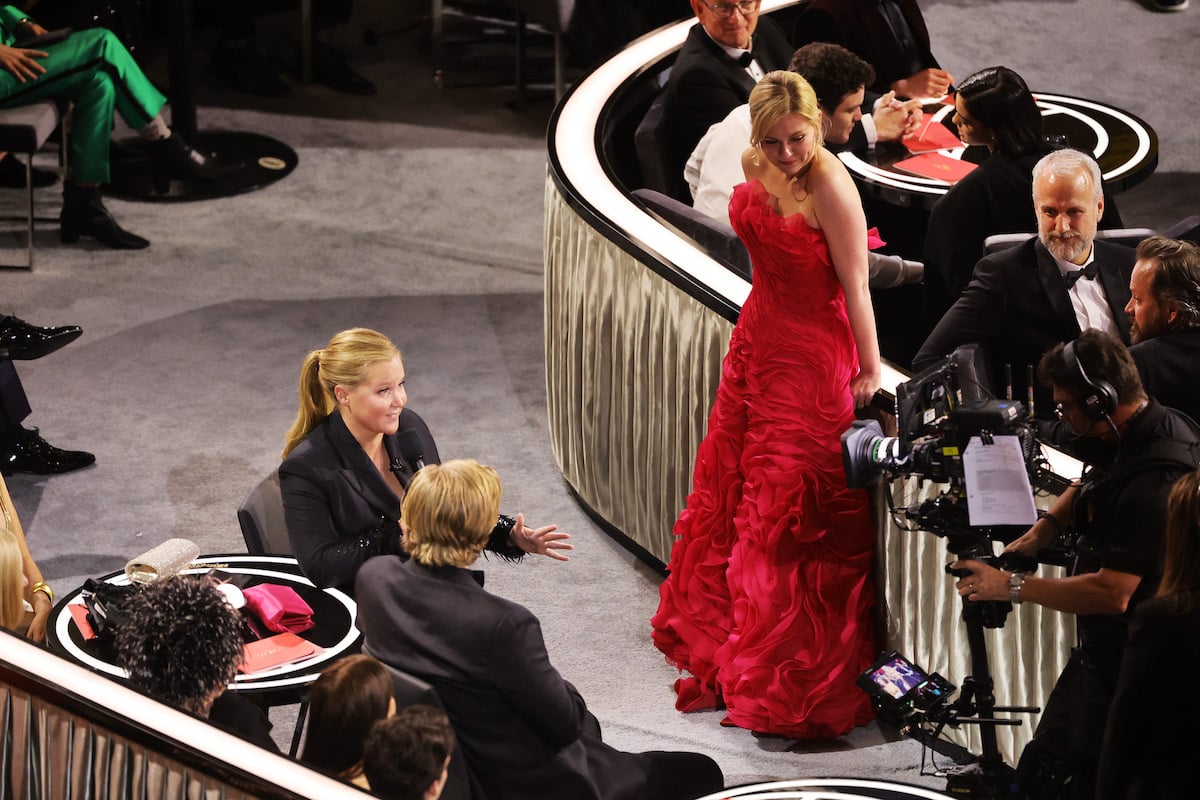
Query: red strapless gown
651,180,878,738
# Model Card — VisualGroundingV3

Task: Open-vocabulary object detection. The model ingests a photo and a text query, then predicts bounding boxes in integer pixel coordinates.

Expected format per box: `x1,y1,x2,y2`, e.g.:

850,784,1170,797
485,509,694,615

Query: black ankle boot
59,181,150,249
147,134,236,194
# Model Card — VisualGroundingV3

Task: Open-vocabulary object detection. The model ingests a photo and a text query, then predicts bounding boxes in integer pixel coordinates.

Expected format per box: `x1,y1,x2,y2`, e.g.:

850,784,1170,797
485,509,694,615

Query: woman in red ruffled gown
651,71,881,738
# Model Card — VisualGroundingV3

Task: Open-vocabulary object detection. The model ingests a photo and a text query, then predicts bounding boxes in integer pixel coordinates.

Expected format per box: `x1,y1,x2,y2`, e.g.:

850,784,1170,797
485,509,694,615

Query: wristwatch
1008,571,1027,605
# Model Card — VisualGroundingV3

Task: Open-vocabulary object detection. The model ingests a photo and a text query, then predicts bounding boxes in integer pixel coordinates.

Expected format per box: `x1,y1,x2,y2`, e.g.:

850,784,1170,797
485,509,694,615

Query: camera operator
949,328,1200,800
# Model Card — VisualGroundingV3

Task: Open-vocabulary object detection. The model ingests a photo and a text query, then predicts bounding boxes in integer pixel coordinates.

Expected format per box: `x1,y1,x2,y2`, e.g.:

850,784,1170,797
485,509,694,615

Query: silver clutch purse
125,538,201,584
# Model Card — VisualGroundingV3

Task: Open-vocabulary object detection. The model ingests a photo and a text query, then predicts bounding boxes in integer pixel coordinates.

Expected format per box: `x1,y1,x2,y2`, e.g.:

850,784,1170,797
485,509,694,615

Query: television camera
841,347,1055,798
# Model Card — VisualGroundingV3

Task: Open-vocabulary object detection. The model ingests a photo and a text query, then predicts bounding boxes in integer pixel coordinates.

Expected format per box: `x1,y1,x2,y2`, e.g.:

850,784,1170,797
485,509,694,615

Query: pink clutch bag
242,584,316,634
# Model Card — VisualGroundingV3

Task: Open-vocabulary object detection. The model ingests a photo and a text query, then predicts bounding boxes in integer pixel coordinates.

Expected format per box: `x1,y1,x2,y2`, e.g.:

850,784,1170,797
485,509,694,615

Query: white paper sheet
963,435,1038,526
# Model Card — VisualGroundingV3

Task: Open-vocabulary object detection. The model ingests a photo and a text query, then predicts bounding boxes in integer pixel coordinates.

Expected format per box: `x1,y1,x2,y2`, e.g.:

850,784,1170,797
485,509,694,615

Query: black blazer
793,0,938,94
662,17,793,192
1130,329,1200,425
279,408,440,593
357,558,651,800
913,237,1135,415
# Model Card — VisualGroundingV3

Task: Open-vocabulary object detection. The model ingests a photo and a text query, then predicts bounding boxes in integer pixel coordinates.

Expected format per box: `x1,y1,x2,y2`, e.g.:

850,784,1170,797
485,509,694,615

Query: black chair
634,91,690,204
381,663,482,800
632,187,753,279
237,471,291,556
1162,214,1200,245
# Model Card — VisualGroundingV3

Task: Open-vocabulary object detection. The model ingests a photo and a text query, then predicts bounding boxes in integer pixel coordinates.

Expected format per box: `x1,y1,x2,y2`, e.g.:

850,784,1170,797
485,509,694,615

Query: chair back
983,227,1157,256
632,187,752,279
635,91,689,202
1161,214,1200,245
381,664,483,800
237,472,292,555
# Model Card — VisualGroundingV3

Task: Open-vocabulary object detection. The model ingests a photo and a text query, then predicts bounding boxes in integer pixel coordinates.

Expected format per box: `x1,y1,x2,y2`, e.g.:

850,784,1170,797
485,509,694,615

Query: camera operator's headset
1062,338,1118,424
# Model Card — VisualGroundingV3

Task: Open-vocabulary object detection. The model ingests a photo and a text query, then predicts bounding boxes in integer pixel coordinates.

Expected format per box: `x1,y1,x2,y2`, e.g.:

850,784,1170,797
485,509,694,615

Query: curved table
545,0,1083,766
46,554,360,696
841,94,1159,210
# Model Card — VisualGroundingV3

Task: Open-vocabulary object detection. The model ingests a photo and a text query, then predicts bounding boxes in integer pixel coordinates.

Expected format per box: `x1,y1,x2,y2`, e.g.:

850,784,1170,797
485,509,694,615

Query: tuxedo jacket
1130,329,1200,425
662,17,793,193
913,238,1135,415
279,408,439,593
793,0,938,94
357,558,651,800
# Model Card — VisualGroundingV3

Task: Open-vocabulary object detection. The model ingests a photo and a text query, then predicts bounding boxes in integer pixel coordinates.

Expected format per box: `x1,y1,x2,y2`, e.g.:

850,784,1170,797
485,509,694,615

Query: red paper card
892,153,978,183
239,632,323,673
902,118,963,152
68,603,97,640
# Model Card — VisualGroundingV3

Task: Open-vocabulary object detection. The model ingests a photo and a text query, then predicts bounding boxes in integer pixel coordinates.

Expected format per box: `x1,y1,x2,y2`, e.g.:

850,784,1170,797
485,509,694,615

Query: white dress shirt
1050,245,1122,338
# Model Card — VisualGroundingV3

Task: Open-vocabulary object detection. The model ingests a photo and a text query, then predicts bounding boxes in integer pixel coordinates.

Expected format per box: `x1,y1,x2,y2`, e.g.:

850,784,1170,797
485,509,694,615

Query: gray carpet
2,0,1197,791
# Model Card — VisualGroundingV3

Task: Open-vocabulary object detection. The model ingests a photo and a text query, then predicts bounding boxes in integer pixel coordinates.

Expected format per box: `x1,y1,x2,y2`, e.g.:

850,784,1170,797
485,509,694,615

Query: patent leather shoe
0,428,95,476
147,134,240,195
0,315,82,360
59,181,150,249
0,153,57,189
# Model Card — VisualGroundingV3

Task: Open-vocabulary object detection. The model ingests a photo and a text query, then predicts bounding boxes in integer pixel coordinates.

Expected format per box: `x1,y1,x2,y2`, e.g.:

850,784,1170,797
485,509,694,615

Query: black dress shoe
0,428,95,476
0,315,82,360
59,181,150,249
146,133,241,195
0,153,58,189
306,40,376,95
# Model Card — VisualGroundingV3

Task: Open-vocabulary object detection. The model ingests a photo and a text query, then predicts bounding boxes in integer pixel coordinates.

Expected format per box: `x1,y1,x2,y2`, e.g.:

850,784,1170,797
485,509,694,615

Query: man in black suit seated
1126,235,1200,423
357,459,724,800
660,0,793,196
792,0,953,99
913,149,1134,416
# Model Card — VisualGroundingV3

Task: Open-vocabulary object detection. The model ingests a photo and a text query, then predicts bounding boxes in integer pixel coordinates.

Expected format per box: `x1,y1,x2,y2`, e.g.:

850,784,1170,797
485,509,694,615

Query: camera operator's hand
950,559,1007,602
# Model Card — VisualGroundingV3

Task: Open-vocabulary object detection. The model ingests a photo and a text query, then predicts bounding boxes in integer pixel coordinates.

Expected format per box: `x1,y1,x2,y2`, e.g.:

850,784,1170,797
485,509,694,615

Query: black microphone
395,429,426,472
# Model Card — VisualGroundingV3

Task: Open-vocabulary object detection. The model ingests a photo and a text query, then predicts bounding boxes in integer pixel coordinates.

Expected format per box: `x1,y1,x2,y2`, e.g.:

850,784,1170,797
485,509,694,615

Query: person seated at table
922,66,1125,322
659,0,794,200
791,0,953,99
279,328,571,596
356,459,725,800
300,654,395,789
0,9,229,249
1097,468,1200,799
0,474,53,641
113,575,280,752
913,149,1135,416
362,706,456,800
687,42,923,218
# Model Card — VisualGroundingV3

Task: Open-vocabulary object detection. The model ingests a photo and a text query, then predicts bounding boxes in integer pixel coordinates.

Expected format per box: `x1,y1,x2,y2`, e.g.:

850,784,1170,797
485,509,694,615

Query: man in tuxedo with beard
913,149,1135,416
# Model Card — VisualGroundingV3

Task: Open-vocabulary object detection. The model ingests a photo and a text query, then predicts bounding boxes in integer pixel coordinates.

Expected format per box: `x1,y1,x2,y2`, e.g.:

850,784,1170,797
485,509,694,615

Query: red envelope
893,153,978,184
902,117,963,152
68,603,97,640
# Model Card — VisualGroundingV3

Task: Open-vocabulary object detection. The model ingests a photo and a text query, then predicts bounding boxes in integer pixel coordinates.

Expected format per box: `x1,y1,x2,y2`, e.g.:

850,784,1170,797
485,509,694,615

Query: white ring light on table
1034,93,1152,182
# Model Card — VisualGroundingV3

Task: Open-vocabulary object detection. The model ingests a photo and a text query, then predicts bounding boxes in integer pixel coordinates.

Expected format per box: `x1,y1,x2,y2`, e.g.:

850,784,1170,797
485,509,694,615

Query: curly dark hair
788,42,874,112
113,575,244,714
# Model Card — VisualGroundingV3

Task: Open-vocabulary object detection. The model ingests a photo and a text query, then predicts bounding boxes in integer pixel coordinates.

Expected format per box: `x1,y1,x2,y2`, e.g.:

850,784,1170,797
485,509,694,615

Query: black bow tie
737,51,754,68
1064,263,1099,287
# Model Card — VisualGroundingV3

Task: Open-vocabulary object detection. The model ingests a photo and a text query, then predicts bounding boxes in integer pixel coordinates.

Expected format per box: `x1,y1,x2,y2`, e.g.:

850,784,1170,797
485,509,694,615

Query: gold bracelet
31,581,53,604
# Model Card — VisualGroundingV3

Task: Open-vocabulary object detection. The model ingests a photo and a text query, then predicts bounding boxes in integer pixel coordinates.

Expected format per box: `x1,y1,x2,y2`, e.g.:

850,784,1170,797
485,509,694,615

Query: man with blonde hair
357,460,724,800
